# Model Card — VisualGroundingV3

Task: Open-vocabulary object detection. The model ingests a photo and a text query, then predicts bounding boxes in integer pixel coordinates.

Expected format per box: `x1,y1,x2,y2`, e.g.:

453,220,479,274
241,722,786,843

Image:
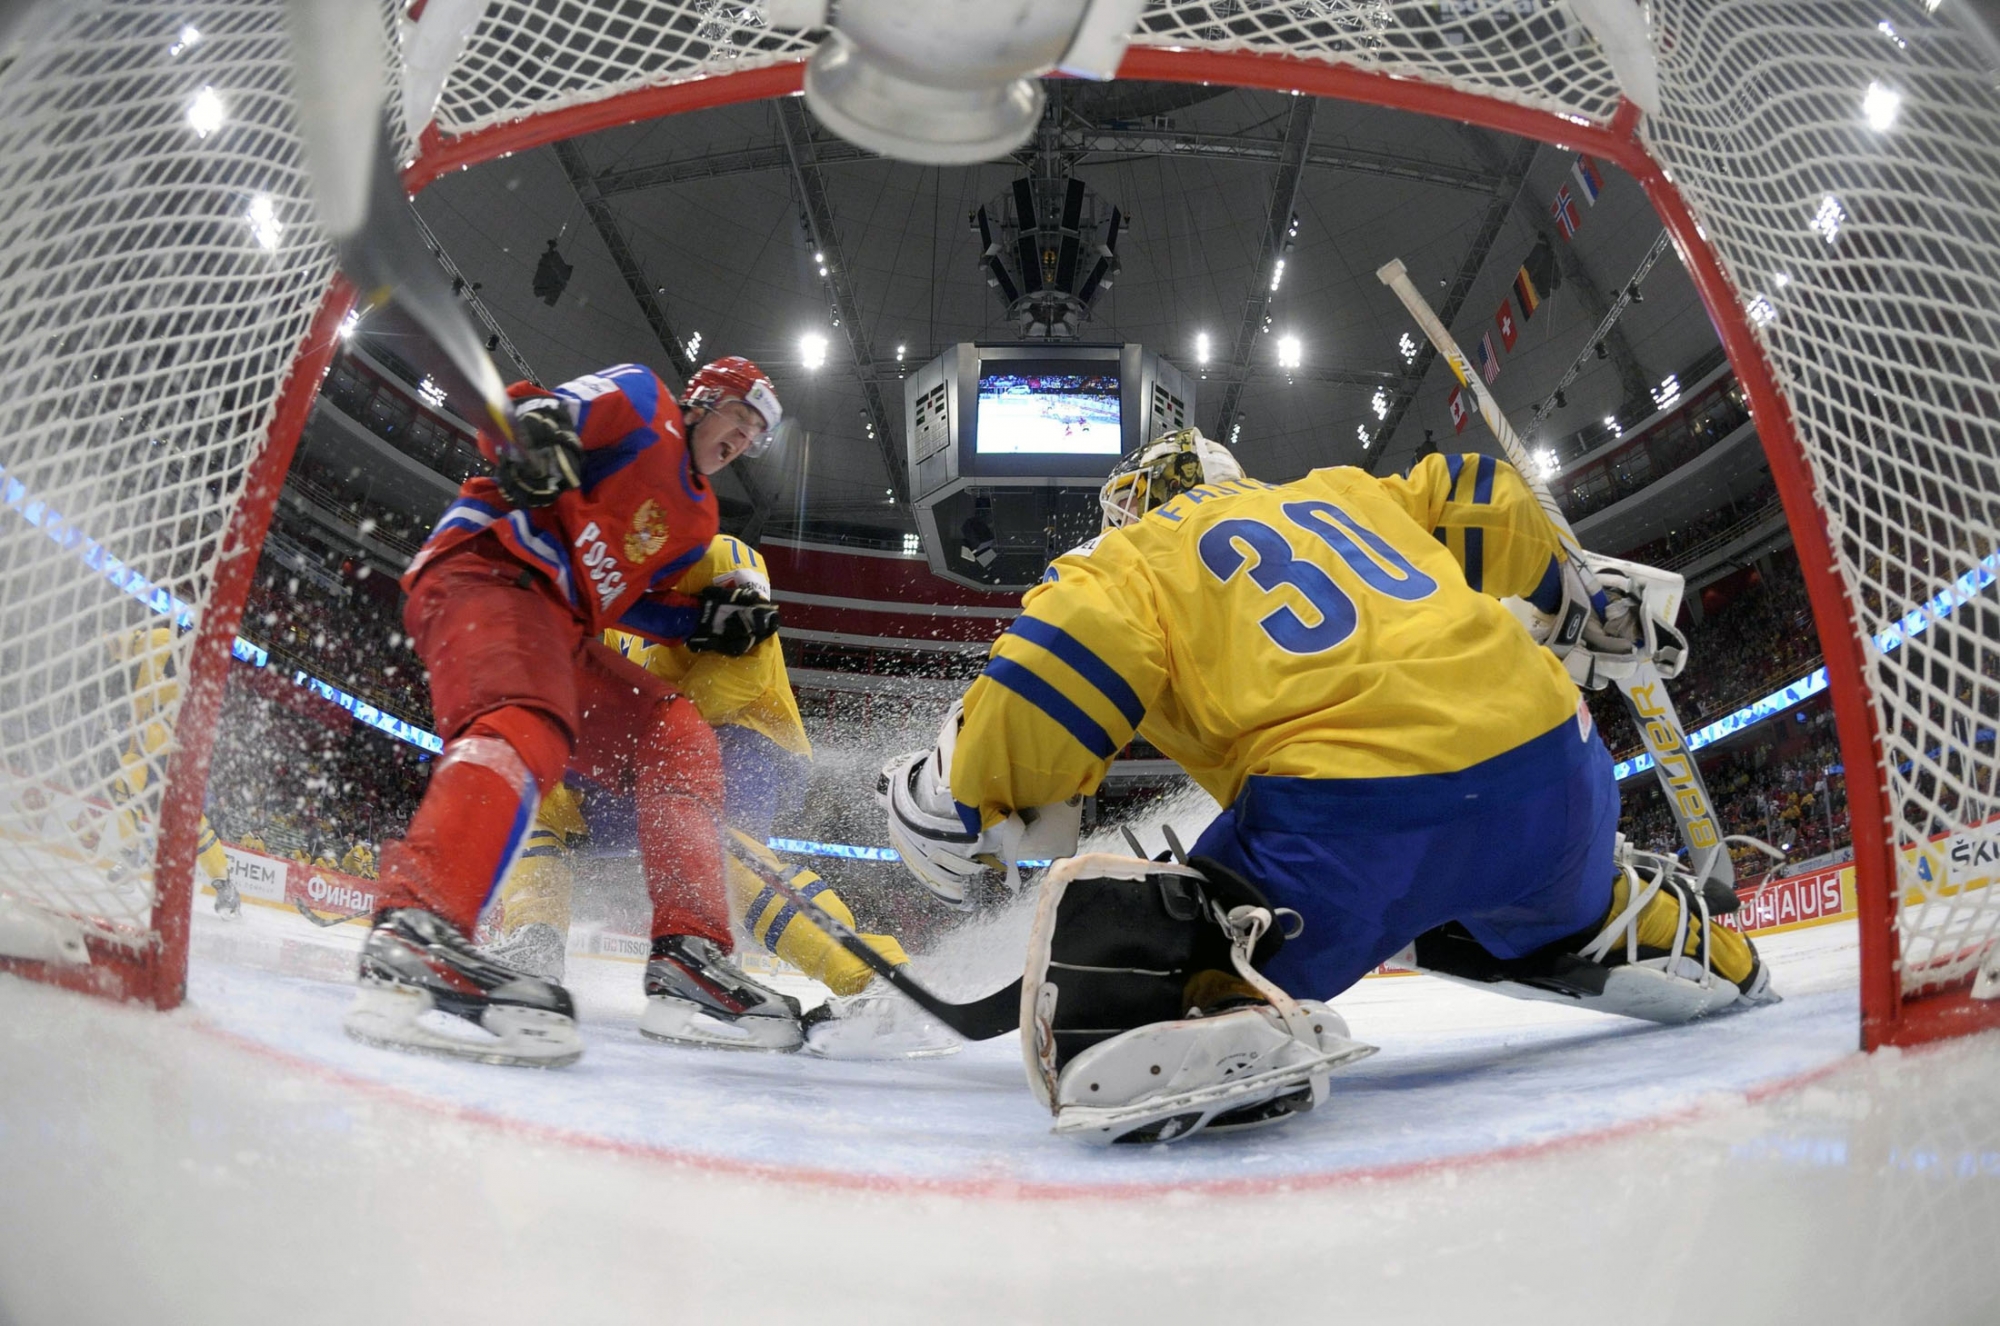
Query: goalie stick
721,836,1022,1041
1377,258,1736,908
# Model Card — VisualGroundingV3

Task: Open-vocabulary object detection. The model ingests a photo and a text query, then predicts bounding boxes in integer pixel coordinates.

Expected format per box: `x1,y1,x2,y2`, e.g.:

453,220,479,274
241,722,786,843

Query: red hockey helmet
682,356,782,457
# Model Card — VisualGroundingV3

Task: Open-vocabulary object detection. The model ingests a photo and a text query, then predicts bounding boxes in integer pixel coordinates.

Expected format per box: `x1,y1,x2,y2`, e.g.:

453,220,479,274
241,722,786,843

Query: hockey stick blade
722,838,1021,1041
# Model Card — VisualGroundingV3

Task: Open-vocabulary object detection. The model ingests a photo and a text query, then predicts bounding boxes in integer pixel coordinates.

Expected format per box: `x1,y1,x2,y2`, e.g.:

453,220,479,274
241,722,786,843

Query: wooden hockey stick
722,837,1022,1041
1377,258,1735,901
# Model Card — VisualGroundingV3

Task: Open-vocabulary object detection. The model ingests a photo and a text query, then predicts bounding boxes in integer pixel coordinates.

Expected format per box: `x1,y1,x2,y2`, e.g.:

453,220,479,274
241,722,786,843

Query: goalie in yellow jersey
882,429,1776,1143
482,535,952,1057
106,626,237,916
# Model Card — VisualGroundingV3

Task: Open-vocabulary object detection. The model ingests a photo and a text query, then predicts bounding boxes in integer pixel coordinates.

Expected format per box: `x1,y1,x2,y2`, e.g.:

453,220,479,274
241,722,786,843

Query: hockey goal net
1,1,1994,1047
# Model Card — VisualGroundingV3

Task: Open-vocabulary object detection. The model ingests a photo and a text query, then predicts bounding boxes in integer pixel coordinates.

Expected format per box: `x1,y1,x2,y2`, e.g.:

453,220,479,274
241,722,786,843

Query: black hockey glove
686,586,781,657
494,399,584,508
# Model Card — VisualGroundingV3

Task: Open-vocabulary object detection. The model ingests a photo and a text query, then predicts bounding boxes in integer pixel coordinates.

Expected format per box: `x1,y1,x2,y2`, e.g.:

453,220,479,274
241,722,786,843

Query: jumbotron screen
974,367,1122,456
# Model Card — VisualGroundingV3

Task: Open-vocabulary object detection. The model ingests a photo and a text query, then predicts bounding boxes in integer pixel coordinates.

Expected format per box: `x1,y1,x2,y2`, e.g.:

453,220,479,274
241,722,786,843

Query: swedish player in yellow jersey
107,626,237,915
485,535,946,1055
884,430,1775,1142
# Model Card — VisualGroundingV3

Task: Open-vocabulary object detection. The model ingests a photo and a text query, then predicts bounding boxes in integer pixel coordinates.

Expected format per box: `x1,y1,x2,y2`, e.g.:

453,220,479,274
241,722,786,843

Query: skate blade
343,984,583,1068
804,1017,963,1060
1053,1040,1378,1145
638,997,803,1052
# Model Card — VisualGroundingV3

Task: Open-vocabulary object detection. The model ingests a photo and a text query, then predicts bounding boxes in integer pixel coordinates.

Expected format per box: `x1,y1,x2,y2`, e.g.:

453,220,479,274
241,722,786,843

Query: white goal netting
1,0,1996,1024
0,3,332,962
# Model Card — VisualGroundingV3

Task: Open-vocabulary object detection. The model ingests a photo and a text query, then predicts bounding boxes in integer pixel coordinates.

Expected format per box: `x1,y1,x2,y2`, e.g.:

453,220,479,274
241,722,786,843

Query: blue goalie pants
1191,712,1620,1001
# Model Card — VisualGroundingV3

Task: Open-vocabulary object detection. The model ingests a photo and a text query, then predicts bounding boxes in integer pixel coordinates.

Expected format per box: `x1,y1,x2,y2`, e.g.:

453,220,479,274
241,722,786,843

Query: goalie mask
1099,428,1245,531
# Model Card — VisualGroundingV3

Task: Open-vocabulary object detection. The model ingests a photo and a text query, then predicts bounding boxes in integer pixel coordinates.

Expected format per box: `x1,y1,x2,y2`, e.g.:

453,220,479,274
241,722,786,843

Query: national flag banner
1552,184,1582,240
1571,154,1604,204
1448,386,1468,434
1475,332,1501,384
1495,297,1519,351
1515,235,1560,318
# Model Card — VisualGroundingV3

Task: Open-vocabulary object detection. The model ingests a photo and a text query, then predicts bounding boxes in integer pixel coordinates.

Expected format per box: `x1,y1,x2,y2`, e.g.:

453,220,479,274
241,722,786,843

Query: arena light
1196,331,1210,365
1371,386,1389,420
416,376,447,410
1533,447,1560,480
187,85,224,138
245,194,283,250
1863,81,1902,132
1276,335,1302,370
1652,373,1682,410
337,309,360,340
683,330,702,360
800,333,828,370
1398,332,1418,364
1811,194,1845,245
169,25,201,56
1269,257,1286,292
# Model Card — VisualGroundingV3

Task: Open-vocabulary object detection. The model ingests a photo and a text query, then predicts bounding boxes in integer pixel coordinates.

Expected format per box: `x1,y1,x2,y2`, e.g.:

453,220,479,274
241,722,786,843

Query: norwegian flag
1495,297,1519,351
1571,154,1604,204
1448,386,1468,434
1552,185,1582,240
1475,332,1501,384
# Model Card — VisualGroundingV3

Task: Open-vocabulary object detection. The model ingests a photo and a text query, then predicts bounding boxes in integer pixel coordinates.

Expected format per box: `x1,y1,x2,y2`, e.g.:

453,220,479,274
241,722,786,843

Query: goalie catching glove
879,699,1082,909
1510,551,1688,690
494,397,585,508
685,585,781,656
1022,853,1376,1145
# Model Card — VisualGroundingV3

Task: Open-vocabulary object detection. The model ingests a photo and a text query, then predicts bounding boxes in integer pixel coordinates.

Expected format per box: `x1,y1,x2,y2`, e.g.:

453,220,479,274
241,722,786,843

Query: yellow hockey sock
196,816,228,883
496,826,575,937
726,830,910,996
1603,868,1760,991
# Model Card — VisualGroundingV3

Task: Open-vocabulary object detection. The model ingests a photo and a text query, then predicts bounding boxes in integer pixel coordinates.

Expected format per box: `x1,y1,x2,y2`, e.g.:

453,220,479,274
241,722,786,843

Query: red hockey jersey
404,364,720,643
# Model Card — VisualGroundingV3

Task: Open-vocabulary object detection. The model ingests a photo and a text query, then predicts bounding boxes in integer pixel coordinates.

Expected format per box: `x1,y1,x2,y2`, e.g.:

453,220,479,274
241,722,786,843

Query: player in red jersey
344,358,804,1066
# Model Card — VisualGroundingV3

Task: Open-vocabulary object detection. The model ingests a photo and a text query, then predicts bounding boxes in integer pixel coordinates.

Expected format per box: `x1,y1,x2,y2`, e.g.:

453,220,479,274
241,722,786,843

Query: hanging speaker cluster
971,175,1122,340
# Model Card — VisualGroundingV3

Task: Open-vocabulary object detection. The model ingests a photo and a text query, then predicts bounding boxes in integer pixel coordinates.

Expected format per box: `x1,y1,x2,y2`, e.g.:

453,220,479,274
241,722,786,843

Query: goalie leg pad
1022,853,1375,1145
1401,848,1777,1024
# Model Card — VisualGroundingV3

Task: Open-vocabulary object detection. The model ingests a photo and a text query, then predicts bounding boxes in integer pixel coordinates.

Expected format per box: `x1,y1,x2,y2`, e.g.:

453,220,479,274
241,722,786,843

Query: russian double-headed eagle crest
624,499,670,562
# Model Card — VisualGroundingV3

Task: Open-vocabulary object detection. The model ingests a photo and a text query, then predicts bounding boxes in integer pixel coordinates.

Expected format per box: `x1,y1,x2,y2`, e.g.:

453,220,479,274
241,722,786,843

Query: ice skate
479,920,567,982
344,908,582,1067
802,981,962,1060
210,876,242,918
639,934,804,1051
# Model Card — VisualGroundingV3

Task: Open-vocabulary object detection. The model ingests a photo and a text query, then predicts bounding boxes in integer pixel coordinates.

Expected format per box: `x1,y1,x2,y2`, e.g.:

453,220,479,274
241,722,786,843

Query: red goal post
1,2,1993,1050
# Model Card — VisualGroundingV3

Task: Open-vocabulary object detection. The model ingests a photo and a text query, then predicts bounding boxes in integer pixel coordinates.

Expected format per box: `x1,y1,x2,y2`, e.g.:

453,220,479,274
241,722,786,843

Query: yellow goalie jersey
951,454,1583,826
605,535,809,758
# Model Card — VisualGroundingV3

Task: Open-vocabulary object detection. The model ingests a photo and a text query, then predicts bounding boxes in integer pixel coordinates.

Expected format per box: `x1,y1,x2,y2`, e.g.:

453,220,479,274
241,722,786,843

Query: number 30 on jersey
1198,499,1437,654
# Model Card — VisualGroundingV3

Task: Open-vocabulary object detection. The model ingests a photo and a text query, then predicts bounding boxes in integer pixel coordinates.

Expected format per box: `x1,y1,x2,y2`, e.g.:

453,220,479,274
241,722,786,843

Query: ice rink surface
3,890,1998,1325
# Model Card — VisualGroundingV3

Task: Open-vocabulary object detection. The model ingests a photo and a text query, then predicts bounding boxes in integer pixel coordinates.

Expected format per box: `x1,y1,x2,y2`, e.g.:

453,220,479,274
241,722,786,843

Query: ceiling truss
774,98,908,508
553,137,777,537
1212,96,1316,440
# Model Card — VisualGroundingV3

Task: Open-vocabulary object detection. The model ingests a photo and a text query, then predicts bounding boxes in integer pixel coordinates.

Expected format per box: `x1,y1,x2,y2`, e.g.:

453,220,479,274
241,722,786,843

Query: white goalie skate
802,982,962,1060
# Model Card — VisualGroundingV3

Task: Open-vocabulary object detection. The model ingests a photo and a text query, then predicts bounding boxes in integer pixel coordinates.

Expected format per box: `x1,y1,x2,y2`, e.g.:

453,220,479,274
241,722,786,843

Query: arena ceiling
411,79,1728,542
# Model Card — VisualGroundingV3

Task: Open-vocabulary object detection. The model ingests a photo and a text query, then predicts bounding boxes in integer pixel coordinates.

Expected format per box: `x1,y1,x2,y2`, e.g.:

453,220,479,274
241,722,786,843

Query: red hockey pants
376,539,731,947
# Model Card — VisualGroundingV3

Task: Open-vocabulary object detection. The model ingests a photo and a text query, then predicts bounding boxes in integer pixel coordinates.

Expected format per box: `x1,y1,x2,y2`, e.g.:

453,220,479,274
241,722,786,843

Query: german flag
1514,235,1560,318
